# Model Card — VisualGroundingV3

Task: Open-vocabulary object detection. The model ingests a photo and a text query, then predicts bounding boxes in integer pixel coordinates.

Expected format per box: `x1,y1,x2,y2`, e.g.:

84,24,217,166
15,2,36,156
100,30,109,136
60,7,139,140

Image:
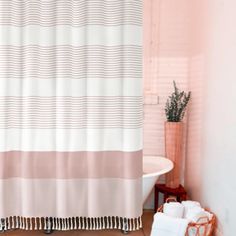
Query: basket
157,198,216,236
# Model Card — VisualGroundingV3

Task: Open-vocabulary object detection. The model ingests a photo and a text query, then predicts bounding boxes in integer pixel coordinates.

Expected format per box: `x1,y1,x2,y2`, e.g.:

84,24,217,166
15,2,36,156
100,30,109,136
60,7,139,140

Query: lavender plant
165,81,191,122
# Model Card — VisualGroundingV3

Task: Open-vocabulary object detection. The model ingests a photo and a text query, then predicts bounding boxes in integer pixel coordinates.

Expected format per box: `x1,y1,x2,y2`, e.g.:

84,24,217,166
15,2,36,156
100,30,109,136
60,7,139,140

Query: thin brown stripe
0,150,142,179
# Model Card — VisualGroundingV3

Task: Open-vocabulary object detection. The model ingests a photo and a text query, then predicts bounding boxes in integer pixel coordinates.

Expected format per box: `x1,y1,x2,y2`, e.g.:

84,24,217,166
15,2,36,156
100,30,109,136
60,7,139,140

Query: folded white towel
185,206,209,222
182,200,201,208
163,202,184,218
151,212,190,236
182,200,201,218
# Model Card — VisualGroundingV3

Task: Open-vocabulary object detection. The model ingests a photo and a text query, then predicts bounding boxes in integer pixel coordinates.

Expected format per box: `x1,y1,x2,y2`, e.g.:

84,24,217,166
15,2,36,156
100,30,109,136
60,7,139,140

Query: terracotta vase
165,121,184,188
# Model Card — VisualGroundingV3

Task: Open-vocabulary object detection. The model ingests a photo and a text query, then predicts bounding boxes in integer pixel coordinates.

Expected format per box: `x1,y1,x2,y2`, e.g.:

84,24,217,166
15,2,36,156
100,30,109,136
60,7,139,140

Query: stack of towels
150,200,213,236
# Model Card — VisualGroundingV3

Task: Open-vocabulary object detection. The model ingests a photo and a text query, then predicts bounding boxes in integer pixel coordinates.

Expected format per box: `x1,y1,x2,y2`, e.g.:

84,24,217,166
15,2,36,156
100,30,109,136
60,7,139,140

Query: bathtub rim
143,155,174,178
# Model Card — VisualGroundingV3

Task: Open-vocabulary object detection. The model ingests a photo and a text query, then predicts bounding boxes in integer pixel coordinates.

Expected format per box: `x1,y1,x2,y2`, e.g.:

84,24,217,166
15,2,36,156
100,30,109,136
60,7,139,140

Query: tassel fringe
0,216,142,231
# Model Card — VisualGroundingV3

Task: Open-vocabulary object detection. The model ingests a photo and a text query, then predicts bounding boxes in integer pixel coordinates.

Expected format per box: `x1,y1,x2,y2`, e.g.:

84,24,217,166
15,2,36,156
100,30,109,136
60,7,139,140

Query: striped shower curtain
0,0,143,232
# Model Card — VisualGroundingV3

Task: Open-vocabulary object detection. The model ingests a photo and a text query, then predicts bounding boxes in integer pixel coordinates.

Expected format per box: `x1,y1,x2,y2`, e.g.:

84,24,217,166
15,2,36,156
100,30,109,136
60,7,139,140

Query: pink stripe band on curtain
0,151,142,179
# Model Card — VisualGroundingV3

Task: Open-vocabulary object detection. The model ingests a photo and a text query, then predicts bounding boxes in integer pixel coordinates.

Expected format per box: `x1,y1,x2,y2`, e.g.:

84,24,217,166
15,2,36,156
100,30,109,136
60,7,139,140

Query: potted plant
165,81,191,188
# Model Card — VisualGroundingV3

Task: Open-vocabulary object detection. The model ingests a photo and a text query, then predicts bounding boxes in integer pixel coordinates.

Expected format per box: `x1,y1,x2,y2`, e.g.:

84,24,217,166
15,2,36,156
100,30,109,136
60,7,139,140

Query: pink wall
186,0,236,235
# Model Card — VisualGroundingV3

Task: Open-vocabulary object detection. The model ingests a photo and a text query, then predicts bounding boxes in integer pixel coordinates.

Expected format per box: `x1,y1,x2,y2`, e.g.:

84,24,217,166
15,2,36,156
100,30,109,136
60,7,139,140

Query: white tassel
65,218,67,230
55,218,57,230
59,218,61,230
44,217,47,230
61,219,64,230
62,219,64,230
7,217,10,229
136,218,139,230
58,218,61,230
34,217,37,230
98,217,101,230
14,216,16,229
114,217,117,229
74,217,77,230
90,218,92,230
102,217,105,229
109,217,112,229
128,219,131,231
97,218,100,230
106,217,109,229
51,218,54,230
139,217,142,228
93,218,96,230
19,217,22,229
69,218,71,230
66,218,70,230
85,218,88,230
59,219,62,230
16,216,19,229
12,216,15,229
109,216,112,229
39,218,42,230
118,217,121,229
25,218,29,230
95,218,98,230
28,218,31,230
69,218,72,230
64,218,67,230
133,218,135,231
67,218,70,230
54,218,57,230
0,220,2,231
30,218,33,230
81,218,84,230
55,218,58,230
57,218,59,230
23,217,25,230
92,218,95,230
66,218,68,230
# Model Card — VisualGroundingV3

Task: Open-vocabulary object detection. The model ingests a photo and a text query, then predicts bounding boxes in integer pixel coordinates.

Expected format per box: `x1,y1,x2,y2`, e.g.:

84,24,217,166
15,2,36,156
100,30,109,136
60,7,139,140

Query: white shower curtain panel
0,0,143,231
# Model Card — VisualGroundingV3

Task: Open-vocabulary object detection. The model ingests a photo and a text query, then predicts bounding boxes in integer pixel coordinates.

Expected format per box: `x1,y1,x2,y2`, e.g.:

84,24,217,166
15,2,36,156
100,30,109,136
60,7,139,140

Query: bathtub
142,156,173,204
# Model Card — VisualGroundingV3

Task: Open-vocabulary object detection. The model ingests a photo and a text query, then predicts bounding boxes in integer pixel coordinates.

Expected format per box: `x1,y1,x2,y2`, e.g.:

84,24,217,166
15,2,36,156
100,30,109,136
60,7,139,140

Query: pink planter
165,122,184,188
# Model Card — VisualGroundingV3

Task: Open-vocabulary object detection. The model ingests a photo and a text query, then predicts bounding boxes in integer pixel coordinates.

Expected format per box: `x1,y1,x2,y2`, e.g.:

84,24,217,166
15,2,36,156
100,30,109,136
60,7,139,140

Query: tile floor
3,211,155,236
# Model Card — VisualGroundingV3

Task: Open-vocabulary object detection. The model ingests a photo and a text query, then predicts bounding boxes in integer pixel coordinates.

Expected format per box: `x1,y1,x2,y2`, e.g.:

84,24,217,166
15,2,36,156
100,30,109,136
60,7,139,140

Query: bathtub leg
0,219,5,233
121,219,129,234
44,218,53,234
121,229,129,234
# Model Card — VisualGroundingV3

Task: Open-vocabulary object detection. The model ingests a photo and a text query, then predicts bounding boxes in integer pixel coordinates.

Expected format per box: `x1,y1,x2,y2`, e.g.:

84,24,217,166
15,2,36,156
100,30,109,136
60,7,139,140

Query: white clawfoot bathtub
142,156,173,204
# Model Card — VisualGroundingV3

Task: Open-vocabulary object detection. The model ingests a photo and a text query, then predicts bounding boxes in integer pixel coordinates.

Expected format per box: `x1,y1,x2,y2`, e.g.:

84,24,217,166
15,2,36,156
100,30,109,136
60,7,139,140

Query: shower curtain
0,0,143,232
